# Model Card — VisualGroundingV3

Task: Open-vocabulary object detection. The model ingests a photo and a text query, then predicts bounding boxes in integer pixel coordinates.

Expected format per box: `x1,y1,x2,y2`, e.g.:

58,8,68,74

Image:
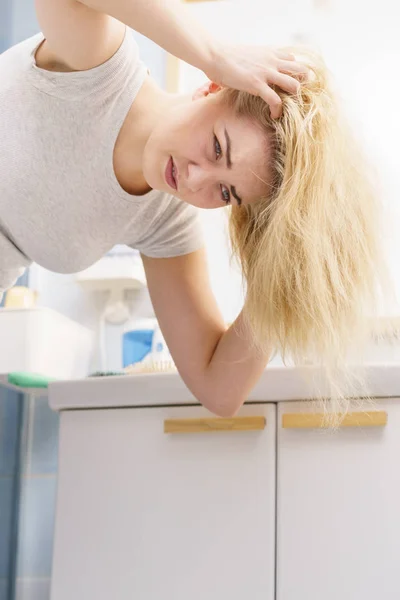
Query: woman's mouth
165,156,178,191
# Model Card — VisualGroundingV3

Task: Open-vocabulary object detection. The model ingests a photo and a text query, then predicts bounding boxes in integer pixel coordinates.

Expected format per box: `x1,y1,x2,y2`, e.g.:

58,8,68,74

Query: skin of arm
78,0,219,75
142,250,271,417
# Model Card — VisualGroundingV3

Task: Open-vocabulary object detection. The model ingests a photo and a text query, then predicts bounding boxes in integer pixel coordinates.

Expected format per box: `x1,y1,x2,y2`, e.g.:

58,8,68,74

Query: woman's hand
207,44,308,118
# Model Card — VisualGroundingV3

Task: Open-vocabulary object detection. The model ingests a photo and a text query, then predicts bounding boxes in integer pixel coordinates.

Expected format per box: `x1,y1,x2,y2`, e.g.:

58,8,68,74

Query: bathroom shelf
76,253,147,291
0,307,93,379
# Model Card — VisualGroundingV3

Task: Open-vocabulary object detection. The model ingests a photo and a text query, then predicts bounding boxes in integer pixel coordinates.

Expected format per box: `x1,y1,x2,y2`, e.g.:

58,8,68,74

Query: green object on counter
7,372,58,389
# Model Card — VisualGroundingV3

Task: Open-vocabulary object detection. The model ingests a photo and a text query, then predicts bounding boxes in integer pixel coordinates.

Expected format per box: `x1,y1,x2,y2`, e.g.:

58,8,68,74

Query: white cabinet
50,394,400,600
51,404,276,600
277,399,400,600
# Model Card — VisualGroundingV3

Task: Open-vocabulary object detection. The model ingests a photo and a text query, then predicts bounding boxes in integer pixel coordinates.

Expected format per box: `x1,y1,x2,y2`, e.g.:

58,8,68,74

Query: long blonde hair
222,49,393,416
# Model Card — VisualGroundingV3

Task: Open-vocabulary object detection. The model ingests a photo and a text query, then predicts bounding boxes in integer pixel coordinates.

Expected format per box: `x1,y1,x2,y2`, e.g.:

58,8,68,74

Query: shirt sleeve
28,27,146,103
0,266,27,300
133,196,204,259
0,231,30,302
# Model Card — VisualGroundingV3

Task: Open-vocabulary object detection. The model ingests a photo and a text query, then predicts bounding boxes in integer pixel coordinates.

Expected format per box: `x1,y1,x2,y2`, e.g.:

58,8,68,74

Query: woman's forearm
203,311,271,417
79,0,218,75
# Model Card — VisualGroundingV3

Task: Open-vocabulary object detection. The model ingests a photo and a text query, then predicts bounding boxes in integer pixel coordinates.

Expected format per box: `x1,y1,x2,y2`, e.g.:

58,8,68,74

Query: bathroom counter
48,361,400,412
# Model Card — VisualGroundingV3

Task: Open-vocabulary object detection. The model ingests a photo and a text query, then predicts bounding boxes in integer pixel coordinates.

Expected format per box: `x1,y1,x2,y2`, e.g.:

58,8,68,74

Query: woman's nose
186,163,214,193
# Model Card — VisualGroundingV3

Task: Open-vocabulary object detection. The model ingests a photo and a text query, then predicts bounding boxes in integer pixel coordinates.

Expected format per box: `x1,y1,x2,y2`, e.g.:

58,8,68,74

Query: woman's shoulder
1,29,146,104
0,34,45,81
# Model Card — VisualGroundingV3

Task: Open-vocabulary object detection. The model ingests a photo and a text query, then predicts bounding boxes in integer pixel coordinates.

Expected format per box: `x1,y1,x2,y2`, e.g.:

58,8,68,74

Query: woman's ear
192,81,222,101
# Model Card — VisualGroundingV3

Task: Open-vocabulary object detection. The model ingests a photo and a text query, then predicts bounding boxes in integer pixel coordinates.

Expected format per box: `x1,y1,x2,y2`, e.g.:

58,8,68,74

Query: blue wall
0,0,12,53
0,389,23,600
10,0,39,44
15,396,59,600
0,390,59,600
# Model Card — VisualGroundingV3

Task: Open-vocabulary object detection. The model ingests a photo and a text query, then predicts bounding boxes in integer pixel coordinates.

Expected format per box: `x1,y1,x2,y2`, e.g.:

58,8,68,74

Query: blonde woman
0,0,386,415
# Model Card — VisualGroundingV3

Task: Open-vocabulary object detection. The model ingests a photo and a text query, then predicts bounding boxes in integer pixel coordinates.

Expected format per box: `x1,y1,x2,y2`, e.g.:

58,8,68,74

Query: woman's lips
165,156,178,191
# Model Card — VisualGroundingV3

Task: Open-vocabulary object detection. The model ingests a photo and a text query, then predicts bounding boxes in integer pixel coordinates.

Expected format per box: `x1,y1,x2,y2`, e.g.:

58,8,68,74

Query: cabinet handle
282,411,387,429
164,416,266,434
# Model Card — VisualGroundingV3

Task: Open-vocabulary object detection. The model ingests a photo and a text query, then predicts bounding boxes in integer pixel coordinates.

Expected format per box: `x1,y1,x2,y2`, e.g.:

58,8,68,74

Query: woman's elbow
200,395,244,418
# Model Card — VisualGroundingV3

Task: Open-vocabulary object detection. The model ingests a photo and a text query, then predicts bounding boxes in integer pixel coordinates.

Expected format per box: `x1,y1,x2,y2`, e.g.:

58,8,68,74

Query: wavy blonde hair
222,49,393,418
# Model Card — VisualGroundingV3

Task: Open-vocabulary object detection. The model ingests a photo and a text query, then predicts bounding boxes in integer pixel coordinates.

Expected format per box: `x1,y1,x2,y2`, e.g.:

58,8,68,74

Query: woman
0,0,387,416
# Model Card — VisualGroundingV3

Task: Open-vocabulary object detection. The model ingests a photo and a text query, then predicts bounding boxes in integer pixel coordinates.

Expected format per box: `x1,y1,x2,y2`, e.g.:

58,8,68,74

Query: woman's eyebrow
231,186,242,206
224,128,243,205
224,127,233,169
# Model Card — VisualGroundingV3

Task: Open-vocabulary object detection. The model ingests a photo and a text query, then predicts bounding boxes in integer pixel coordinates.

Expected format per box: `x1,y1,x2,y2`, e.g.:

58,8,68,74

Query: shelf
0,307,93,379
76,255,147,292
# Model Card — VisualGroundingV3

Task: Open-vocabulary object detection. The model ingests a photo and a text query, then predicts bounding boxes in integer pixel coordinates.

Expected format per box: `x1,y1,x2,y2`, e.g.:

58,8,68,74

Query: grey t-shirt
0,28,203,296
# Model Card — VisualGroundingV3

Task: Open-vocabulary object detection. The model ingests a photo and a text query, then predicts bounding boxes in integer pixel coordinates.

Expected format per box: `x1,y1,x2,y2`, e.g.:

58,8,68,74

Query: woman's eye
214,135,222,159
221,185,231,204
214,136,229,204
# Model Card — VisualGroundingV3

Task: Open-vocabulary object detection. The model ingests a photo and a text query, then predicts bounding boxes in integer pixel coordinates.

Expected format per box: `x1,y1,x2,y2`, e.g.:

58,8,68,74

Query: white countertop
48,361,400,411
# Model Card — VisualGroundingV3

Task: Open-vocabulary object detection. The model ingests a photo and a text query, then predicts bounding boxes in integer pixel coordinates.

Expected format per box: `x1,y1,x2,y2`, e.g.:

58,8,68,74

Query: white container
0,307,94,379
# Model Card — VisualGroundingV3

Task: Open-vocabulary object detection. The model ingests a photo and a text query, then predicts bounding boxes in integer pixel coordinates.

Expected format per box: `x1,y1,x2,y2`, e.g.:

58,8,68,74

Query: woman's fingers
268,70,300,95
277,59,309,76
258,67,304,118
257,84,283,118
206,43,309,118
276,50,296,61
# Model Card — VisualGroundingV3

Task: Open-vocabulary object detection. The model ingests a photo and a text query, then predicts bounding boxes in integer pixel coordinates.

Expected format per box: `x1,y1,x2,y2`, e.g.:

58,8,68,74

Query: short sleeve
0,231,30,298
27,28,146,102
133,196,204,258
0,266,27,298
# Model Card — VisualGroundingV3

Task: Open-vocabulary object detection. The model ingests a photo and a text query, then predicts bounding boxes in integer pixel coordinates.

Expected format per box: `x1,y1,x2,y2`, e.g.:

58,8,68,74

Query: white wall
311,1,400,314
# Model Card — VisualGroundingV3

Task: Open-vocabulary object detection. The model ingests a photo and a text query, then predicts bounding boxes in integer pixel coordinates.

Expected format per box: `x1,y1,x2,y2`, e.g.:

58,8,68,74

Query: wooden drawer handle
282,411,387,429
164,416,266,434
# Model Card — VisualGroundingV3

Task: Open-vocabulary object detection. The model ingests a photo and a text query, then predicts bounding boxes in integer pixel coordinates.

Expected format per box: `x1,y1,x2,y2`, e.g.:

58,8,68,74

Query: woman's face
142,84,272,209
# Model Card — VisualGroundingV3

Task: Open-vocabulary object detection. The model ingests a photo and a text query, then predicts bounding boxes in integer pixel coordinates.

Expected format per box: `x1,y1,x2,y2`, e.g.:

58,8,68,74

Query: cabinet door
277,399,400,600
51,404,276,600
